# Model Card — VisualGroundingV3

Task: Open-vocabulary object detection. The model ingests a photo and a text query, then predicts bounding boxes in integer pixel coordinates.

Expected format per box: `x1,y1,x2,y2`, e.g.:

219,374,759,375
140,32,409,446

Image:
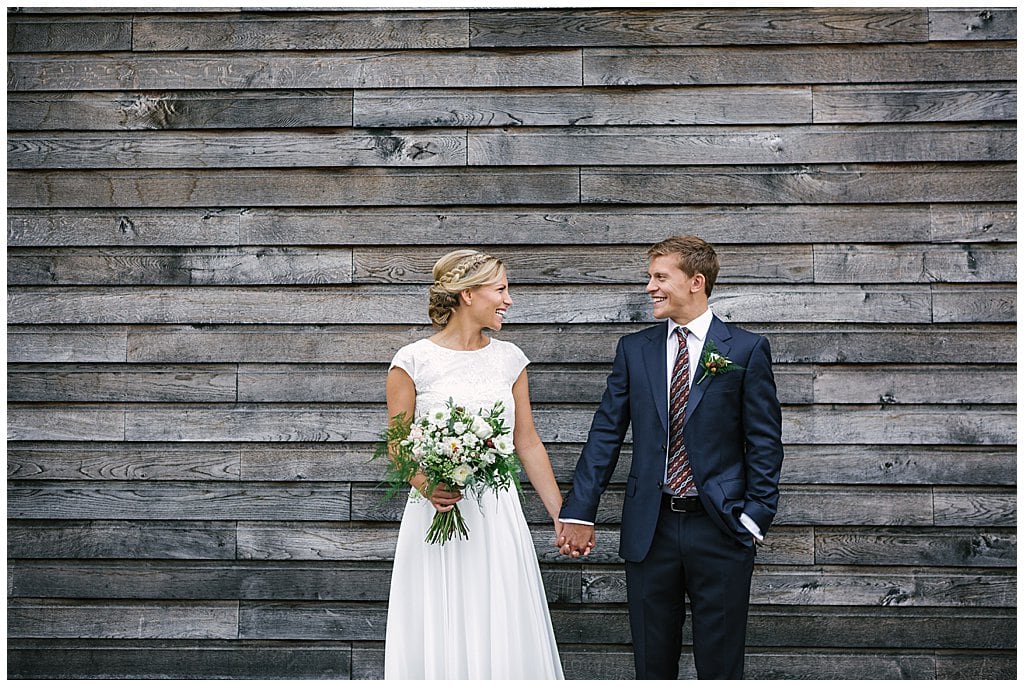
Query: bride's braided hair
428,249,504,328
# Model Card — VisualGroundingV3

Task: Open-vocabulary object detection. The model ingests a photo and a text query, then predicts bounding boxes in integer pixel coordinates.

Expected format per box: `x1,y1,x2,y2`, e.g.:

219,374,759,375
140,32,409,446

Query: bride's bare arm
511,370,563,524
385,367,462,512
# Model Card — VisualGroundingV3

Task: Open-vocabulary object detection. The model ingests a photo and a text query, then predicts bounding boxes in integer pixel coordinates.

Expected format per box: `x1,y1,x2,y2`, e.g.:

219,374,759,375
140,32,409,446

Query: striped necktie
667,326,694,495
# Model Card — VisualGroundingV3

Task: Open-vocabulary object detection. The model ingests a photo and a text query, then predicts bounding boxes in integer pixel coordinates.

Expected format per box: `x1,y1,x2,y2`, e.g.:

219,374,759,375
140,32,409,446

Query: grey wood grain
8,364,238,402
780,445,1017,486
10,204,1013,246
471,8,927,46
812,83,1016,123
239,601,386,640
936,653,1017,680
8,168,581,208
8,247,354,285
585,45,1016,86
8,14,131,51
928,8,1016,41
132,11,469,50
932,284,1017,323
812,244,1016,283
581,164,1016,204
8,130,467,169
355,85,812,126
8,284,940,325
933,489,1017,527
121,323,1017,364
8,641,353,680
7,442,241,480
353,244,814,284
7,405,125,441
7,325,127,363
469,125,1015,166
585,566,1015,607
810,364,1016,404
6,520,237,559
8,599,238,639
815,527,1015,567
8,482,351,521
8,50,583,91
7,90,356,131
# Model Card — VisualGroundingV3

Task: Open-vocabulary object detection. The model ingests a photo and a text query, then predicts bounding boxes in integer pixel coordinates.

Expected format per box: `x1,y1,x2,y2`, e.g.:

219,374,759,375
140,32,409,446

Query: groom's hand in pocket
558,523,595,557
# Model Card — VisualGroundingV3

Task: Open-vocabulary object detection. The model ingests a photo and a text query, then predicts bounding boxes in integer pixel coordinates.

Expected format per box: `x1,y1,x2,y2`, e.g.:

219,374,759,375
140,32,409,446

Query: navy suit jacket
561,316,784,562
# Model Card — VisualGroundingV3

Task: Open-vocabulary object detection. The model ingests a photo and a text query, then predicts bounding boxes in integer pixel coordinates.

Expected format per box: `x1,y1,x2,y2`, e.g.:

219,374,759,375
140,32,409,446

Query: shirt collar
667,308,713,344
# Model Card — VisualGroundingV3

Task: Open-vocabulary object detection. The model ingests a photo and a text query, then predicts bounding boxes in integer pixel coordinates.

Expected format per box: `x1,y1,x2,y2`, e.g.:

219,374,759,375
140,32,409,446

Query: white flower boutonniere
696,340,744,384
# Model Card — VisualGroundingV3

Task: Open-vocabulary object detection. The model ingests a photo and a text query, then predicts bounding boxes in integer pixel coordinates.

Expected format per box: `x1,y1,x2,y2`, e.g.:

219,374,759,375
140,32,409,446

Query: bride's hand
427,483,463,513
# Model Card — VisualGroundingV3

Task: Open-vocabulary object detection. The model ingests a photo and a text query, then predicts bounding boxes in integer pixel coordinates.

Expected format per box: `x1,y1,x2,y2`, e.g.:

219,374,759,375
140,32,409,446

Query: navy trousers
625,503,756,679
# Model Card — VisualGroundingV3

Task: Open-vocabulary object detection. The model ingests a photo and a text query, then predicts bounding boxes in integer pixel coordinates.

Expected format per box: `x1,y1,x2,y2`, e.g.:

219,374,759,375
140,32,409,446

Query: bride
382,249,565,679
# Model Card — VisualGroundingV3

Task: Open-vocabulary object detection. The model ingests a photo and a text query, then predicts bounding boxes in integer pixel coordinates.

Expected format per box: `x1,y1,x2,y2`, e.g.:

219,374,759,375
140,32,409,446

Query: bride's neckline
425,336,493,353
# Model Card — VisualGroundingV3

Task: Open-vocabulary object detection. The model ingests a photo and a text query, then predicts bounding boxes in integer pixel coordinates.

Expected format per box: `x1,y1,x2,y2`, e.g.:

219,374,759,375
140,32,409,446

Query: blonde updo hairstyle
428,249,505,328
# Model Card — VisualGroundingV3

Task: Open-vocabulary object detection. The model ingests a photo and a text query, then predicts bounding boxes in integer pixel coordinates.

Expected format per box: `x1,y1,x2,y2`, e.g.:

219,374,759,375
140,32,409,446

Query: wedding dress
383,337,564,679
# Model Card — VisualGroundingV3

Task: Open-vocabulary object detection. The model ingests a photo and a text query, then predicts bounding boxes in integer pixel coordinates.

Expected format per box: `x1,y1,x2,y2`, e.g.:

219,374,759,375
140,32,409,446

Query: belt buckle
670,496,693,513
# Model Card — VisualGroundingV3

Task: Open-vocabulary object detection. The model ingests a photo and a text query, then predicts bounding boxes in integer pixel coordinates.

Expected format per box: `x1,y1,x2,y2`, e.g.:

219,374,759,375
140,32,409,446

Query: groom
558,236,784,679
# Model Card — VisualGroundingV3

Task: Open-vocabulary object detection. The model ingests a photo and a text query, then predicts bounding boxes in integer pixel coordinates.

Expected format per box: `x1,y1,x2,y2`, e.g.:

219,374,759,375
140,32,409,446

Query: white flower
452,421,468,435
451,463,475,486
426,407,448,426
408,424,424,441
492,434,514,455
440,436,461,457
470,415,493,439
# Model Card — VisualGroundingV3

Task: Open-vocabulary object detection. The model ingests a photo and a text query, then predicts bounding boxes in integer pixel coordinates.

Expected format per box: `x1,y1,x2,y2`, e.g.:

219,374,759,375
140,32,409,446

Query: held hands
556,522,595,558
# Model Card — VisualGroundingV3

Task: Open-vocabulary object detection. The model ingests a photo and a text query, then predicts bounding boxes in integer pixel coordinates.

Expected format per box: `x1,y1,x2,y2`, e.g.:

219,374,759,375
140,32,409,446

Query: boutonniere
696,340,743,384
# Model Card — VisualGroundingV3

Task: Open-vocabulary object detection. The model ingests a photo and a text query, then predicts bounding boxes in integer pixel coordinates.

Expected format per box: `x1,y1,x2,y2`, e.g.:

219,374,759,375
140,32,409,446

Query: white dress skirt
383,338,564,680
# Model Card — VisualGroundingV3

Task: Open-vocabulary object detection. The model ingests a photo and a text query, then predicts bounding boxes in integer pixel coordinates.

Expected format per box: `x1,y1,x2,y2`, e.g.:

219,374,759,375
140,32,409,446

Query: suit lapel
684,316,732,427
641,321,670,434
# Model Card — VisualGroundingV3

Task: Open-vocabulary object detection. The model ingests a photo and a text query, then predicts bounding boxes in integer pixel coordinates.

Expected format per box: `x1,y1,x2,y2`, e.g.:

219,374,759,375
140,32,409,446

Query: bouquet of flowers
374,398,522,544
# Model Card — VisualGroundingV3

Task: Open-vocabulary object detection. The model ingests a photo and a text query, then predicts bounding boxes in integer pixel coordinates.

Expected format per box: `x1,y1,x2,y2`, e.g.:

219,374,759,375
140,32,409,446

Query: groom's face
646,254,704,322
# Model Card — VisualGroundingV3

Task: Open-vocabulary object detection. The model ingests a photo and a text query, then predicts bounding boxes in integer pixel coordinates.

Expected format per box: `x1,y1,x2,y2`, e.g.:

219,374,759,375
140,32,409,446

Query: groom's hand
557,523,595,557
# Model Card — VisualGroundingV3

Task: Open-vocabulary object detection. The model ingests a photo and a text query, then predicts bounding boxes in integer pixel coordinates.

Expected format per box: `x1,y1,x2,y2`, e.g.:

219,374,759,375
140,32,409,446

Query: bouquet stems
426,504,469,544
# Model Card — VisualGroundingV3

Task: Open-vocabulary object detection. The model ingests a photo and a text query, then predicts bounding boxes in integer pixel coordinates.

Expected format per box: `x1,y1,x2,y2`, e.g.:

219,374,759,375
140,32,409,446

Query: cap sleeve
389,343,418,382
505,341,530,383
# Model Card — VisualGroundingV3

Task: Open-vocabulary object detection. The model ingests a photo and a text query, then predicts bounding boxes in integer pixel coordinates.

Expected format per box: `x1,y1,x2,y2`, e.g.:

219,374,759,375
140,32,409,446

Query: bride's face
465,271,512,330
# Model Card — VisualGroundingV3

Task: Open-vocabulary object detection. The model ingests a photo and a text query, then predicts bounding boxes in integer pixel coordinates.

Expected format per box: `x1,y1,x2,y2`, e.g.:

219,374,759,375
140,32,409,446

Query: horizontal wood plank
7,247,354,286
10,204,1015,246
812,244,1016,283
8,599,238,639
7,90,355,131
7,168,581,208
132,11,469,50
928,8,1017,41
8,364,237,402
585,566,1015,607
117,323,1017,364
7,284,941,325
584,44,1016,86
353,244,813,284
8,51,584,91
581,164,1016,204
7,641,353,680
468,125,1015,165
7,442,241,480
6,520,237,559
7,325,127,363
812,83,1016,123
471,9,927,46
815,527,1016,567
355,86,812,126
7,405,125,441
933,489,1017,527
931,284,1018,323
8,482,351,521
7,14,131,52
8,131,467,169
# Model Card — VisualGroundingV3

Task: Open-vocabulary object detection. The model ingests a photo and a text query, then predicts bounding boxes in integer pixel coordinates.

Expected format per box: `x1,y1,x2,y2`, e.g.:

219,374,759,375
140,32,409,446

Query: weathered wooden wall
7,6,1016,679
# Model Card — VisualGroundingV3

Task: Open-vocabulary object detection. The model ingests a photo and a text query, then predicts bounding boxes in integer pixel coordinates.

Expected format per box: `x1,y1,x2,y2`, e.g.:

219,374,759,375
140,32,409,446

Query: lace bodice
390,337,530,434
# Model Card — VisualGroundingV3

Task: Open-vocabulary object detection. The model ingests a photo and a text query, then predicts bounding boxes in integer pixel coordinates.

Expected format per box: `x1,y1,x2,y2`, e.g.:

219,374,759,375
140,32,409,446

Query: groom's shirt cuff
558,518,594,526
739,513,764,543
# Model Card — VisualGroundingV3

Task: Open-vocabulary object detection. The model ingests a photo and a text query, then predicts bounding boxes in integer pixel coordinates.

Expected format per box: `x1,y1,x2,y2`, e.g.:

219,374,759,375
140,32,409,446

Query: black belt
661,494,703,513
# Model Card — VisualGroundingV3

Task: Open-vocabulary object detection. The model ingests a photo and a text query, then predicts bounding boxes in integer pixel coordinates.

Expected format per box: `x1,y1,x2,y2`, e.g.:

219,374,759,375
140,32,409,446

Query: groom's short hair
647,236,720,297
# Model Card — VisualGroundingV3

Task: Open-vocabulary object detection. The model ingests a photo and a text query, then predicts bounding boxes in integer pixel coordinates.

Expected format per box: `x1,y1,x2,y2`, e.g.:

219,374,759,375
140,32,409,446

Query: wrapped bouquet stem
375,398,522,544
